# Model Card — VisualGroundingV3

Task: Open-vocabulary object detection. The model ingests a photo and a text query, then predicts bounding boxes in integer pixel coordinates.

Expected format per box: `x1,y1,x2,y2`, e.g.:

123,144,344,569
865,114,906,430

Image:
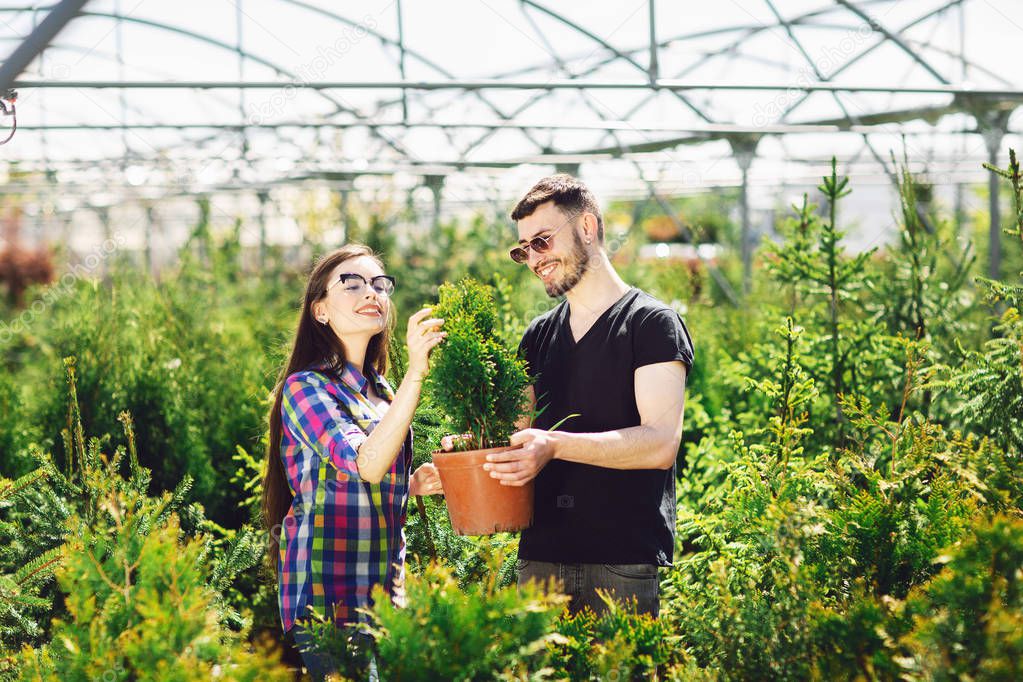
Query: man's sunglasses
509,222,567,264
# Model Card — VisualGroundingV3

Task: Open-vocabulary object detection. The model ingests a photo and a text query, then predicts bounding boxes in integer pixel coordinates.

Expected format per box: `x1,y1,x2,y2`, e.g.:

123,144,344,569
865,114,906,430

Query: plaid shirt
277,360,412,633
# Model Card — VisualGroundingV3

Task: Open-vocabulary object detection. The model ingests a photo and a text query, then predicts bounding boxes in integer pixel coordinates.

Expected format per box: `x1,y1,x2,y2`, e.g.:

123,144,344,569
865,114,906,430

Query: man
485,174,694,617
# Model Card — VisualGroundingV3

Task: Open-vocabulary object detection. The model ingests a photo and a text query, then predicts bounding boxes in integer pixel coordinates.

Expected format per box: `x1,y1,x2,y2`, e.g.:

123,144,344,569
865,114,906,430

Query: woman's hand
409,463,444,496
406,307,446,379
440,433,474,451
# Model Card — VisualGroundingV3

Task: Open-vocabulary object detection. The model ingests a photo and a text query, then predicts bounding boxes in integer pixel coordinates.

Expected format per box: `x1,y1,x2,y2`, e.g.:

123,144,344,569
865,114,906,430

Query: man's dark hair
510,174,604,243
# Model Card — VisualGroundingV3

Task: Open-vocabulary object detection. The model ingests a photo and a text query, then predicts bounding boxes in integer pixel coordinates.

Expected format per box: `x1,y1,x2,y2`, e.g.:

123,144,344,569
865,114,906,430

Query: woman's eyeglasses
509,222,567,264
326,273,396,296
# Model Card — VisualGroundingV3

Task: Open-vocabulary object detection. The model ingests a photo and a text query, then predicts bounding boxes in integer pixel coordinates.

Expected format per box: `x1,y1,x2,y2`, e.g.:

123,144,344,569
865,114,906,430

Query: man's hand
409,463,444,496
483,429,558,486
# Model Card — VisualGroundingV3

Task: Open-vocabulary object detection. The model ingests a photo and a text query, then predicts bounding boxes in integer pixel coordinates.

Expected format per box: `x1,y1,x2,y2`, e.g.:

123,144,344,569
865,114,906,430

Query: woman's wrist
404,368,426,384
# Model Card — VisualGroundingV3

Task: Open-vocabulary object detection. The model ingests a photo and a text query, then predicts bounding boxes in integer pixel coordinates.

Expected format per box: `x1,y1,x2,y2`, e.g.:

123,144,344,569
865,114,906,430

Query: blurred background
2,0,1021,273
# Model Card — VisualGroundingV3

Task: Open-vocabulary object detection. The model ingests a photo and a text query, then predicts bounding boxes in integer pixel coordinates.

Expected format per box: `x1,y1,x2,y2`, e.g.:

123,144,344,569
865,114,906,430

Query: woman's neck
341,336,370,376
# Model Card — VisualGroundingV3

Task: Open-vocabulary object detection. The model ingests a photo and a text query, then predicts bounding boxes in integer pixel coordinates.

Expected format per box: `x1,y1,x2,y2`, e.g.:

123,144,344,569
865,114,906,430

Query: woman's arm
356,308,445,483
280,374,368,481
355,369,425,483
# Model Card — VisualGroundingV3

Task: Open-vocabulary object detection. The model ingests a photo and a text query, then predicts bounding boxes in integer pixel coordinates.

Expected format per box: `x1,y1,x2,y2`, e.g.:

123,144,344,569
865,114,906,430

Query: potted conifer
426,278,533,535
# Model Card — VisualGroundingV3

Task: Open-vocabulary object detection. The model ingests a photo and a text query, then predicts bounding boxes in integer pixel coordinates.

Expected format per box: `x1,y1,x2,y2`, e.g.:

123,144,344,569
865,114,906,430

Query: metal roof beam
833,0,951,84
11,79,1023,97
0,0,89,92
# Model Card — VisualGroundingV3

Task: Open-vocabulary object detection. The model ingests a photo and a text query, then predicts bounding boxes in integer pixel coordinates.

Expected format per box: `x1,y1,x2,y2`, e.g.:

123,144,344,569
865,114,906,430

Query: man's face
516,201,592,298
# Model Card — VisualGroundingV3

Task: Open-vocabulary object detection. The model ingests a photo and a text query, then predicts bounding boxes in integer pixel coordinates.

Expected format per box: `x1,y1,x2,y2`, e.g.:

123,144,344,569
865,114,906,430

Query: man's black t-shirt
517,287,695,567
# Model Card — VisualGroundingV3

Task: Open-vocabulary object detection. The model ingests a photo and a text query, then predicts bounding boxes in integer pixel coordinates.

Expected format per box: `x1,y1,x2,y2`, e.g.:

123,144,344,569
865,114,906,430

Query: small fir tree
424,278,531,451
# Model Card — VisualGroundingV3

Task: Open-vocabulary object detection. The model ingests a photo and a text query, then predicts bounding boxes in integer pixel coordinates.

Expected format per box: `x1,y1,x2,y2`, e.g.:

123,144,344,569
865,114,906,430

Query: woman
262,244,445,679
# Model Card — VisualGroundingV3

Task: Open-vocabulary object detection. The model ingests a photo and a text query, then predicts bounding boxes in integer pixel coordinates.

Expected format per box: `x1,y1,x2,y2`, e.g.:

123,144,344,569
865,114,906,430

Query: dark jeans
291,624,379,682
517,559,660,617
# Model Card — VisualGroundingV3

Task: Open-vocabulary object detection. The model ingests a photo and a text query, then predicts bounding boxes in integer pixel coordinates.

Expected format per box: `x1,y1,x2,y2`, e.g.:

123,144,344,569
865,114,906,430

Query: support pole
984,129,1005,281
257,190,269,269
338,187,351,243
396,0,409,124
727,134,761,295
95,205,111,276
647,0,658,84
423,175,445,235
554,162,580,177
144,202,155,275
970,102,1014,281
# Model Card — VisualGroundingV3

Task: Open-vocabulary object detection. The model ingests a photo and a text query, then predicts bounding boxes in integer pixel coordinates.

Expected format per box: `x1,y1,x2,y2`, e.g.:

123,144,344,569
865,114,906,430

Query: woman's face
314,255,390,339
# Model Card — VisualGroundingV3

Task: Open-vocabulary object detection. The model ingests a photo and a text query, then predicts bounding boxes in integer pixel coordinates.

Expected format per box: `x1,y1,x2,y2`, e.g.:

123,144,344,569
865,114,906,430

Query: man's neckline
563,286,638,346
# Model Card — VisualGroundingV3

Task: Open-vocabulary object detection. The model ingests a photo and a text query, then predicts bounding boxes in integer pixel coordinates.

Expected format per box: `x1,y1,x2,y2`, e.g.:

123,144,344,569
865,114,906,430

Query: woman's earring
318,316,329,324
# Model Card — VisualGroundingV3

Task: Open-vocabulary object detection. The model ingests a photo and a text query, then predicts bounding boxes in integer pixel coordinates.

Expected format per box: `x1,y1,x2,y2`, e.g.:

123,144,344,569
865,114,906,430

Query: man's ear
582,212,599,244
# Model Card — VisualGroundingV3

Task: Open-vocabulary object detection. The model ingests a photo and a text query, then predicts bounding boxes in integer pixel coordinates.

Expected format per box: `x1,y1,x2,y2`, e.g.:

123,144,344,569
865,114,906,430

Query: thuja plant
858,157,978,422
425,278,531,451
677,312,821,518
980,147,1023,305
765,158,876,445
874,154,975,349
943,149,1023,455
400,281,530,582
303,549,568,680
0,467,63,665
665,337,1021,679
2,357,277,681
548,596,686,680
900,514,1023,680
15,491,290,682
0,358,156,668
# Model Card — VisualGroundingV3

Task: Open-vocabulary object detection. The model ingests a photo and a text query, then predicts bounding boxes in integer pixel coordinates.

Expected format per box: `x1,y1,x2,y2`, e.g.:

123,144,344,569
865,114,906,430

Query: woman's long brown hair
262,244,394,571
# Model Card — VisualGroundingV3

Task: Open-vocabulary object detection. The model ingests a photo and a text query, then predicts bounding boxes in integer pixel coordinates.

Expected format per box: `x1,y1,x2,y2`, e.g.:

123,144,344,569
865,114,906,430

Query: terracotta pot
431,445,534,535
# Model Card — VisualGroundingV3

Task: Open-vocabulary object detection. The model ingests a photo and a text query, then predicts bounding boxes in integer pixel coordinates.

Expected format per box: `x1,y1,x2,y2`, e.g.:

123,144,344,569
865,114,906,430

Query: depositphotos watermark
0,233,126,345
246,16,378,126
751,23,874,127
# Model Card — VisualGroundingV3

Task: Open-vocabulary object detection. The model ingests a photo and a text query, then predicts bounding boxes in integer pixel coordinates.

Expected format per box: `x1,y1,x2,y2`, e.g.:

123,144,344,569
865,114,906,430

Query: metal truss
1,0,1020,283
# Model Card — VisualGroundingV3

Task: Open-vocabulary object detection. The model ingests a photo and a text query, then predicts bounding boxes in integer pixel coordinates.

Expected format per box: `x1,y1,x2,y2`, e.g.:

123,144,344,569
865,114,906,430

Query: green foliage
4,151,1023,680
943,150,1023,455
547,595,683,680
0,370,35,477
2,358,285,680
426,278,531,450
981,148,1023,307
0,463,63,648
764,159,877,444
900,515,1023,680
872,157,977,351
306,550,567,681
668,326,1020,679
0,262,292,526
15,501,289,681
943,298,1023,457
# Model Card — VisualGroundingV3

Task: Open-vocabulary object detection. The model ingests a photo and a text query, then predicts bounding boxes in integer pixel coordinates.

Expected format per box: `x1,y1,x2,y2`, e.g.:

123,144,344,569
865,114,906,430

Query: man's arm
484,360,687,485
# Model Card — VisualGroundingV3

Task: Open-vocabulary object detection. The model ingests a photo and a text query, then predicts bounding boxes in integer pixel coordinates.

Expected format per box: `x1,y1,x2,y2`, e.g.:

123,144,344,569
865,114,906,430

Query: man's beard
544,229,591,298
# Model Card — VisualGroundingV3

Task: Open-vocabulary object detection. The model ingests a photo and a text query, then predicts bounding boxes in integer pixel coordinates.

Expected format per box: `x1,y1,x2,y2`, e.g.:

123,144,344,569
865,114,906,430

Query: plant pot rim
431,444,521,465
